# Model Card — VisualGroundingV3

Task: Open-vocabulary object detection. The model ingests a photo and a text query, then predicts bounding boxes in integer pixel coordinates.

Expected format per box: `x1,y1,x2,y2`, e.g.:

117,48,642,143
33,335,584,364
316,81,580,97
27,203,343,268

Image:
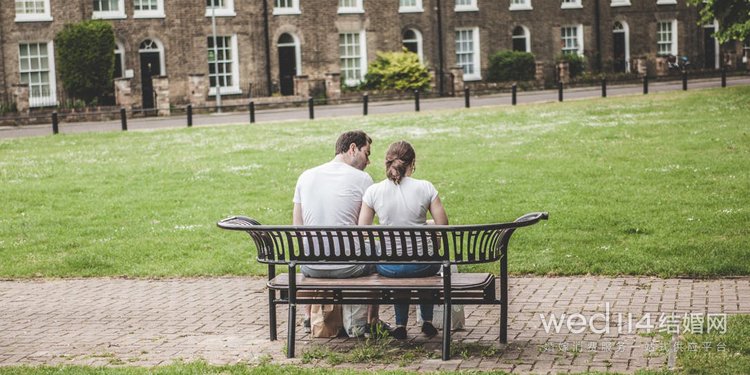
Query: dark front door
613,32,626,73
704,27,717,69
140,52,161,110
278,46,296,96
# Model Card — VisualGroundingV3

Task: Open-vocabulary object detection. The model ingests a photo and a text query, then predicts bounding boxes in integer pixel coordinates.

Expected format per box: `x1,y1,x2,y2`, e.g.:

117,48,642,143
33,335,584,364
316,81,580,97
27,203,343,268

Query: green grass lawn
0,87,748,278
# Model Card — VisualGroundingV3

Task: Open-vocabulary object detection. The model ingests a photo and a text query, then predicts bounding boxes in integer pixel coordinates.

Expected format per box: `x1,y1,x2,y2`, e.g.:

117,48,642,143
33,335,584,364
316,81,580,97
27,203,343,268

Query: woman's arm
358,203,376,225
428,196,449,225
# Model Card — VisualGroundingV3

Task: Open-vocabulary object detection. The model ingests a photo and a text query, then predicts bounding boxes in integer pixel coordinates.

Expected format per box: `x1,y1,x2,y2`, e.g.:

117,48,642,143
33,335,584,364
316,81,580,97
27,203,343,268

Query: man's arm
293,203,303,226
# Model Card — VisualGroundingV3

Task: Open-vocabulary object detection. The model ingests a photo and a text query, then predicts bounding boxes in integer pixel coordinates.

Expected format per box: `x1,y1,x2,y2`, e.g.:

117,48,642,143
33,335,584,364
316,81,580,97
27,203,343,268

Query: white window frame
657,20,678,56
656,0,677,5
610,0,630,7
205,0,236,17
561,0,583,9
613,21,630,72
455,27,481,81
455,0,478,12
402,29,424,63
273,0,301,15
512,25,531,53
338,0,364,14
208,34,241,96
138,38,167,76
399,0,423,13
134,0,165,19
14,0,53,22
339,31,368,86
18,41,57,108
509,0,532,11
743,40,750,64
561,24,584,56
93,0,126,19
278,33,302,76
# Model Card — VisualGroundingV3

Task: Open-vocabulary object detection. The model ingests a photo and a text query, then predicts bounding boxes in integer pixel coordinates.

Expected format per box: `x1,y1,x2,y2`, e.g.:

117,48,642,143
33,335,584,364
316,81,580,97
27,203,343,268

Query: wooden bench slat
269,273,494,290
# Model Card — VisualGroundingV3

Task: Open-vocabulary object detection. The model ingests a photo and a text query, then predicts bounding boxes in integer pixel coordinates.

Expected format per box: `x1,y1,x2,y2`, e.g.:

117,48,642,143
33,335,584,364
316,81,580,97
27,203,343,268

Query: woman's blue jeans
376,264,442,326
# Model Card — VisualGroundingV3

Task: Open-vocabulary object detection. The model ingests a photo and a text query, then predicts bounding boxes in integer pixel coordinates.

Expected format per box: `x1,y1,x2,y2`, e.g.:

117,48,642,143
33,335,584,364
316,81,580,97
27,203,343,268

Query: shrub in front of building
363,50,430,92
54,20,116,105
487,51,536,82
557,53,587,79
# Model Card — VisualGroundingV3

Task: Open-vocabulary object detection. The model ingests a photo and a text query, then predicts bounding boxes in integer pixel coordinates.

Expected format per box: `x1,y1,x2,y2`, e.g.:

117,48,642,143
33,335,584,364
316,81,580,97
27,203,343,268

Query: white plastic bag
343,304,369,337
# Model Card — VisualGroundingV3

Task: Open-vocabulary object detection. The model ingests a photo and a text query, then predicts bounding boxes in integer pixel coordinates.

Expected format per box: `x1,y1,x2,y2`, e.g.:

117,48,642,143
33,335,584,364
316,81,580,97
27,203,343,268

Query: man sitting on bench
293,130,387,336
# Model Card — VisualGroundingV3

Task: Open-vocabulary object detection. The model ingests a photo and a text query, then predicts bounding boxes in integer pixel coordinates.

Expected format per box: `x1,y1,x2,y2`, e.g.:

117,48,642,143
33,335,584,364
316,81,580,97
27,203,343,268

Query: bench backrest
217,212,548,266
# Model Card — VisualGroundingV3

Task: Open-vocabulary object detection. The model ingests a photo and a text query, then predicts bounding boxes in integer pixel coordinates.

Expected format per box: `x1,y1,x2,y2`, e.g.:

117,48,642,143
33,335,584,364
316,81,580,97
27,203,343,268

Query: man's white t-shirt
293,161,373,226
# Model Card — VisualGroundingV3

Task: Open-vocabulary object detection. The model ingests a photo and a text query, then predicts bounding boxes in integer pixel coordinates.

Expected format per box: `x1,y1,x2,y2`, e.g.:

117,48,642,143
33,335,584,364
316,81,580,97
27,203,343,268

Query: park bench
217,211,548,360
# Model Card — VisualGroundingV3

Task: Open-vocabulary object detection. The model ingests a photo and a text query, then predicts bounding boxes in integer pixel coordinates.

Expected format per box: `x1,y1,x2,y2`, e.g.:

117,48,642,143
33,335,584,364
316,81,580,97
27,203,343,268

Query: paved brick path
1,277,748,373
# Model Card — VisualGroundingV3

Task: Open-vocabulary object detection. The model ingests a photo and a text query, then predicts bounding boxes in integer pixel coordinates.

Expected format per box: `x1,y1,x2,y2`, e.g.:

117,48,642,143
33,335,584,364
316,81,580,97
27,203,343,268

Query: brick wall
0,0,736,110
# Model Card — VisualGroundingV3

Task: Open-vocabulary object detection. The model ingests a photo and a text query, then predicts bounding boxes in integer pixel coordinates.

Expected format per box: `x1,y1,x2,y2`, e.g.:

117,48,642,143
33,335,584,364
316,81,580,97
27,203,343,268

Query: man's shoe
303,318,311,333
421,322,438,337
390,326,407,340
366,320,393,337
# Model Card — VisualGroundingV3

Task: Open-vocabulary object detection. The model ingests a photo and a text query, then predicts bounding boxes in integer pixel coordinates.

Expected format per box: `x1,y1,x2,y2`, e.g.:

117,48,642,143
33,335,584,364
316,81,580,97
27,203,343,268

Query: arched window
138,38,166,75
512,26,530,52
402,29,423,62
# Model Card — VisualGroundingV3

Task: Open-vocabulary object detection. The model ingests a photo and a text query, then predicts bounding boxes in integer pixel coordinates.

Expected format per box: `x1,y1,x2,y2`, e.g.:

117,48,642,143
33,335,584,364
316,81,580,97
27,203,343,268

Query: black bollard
643,76,649,95
308,97,314,120
721,67,727,88
414,89,420,112
120,108,127,131
187,104,193,127
249,101,255,123
601,78,607,98
558,81,563,102
52,112,59,135
464,87,470,108
512,84,517,106
363,94,368,116
682,71,688,91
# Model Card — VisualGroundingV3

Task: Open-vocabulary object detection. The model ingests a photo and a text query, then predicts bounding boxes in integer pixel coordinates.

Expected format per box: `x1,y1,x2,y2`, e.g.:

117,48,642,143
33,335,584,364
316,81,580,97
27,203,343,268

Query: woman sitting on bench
357,140,449,339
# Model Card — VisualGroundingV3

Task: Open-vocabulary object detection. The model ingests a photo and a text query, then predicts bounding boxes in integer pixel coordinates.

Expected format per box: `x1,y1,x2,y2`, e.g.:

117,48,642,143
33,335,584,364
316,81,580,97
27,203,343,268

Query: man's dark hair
334,130,372,155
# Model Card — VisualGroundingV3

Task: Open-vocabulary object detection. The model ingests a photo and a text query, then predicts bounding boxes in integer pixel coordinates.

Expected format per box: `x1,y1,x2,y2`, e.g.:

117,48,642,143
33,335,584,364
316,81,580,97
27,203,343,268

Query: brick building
2,0,748,112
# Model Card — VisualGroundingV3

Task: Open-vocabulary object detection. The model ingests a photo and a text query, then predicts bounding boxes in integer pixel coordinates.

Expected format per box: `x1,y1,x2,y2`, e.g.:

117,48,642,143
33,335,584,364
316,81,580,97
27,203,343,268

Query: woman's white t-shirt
362,176,438,226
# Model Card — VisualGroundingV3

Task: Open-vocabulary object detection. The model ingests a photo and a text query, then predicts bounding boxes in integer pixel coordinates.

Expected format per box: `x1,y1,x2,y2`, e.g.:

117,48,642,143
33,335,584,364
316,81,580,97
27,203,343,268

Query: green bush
54,20,115,104
558,53,586,78
487,50,536,82
363,50,430,91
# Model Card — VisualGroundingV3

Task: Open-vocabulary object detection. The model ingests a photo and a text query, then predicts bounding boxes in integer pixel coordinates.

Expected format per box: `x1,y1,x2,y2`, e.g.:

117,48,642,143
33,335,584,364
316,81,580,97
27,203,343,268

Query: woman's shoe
421,322,438,337
390,326,407,340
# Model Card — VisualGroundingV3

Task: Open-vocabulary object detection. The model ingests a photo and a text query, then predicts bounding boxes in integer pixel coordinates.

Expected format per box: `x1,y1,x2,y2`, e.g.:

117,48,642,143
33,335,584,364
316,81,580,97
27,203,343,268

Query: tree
688,0,750,43
54,20,116,104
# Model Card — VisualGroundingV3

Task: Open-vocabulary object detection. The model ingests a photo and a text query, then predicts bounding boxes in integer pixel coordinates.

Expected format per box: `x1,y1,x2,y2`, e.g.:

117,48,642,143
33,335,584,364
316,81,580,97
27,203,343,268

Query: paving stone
0,276,748,373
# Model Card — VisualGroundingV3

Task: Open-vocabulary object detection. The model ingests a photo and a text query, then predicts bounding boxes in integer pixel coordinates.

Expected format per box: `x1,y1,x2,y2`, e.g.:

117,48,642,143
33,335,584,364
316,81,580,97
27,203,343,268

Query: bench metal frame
218,211,548,360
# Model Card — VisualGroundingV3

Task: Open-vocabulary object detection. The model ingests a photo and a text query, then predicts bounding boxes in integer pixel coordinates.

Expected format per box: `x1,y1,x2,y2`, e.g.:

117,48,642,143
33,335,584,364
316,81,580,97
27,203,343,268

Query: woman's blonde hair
385,141,415,184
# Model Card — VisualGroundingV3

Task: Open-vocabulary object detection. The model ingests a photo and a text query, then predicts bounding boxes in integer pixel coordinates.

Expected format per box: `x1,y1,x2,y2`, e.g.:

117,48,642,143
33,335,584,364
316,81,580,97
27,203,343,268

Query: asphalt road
1,75,748,139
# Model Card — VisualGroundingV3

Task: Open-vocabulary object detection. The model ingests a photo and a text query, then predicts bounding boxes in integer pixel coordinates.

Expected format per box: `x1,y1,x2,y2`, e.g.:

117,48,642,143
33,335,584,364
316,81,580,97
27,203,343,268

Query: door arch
277,33,300,96
139,39,164,110
612,21,630,73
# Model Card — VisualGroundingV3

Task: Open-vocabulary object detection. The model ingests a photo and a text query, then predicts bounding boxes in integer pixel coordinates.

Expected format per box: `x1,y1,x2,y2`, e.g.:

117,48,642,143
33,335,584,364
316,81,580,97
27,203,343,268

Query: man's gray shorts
300,264,374,279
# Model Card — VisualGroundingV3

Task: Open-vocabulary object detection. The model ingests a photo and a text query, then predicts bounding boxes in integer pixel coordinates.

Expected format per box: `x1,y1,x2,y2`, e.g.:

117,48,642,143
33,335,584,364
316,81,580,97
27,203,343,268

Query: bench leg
287,302,296,357
287,263,297,358
500,297,508,344
269,289,277,341
442,263,452,360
